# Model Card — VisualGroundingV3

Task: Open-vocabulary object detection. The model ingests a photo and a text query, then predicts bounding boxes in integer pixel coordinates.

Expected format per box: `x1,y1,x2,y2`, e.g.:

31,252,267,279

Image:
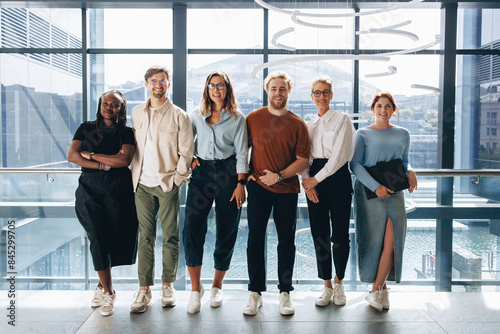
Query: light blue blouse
350,126,412,192
190,108,249,174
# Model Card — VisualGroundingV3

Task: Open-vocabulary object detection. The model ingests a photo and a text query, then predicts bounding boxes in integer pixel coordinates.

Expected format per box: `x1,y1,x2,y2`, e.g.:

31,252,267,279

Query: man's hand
259,169,279,186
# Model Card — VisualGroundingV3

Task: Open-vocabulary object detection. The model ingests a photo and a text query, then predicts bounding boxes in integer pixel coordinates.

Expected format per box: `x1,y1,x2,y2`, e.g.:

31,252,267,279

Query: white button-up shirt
301,108,356,183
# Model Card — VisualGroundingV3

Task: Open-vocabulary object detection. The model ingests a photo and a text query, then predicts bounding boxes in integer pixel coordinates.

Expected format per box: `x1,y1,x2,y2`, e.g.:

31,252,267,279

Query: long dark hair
200,71,238,117
93,90,127,137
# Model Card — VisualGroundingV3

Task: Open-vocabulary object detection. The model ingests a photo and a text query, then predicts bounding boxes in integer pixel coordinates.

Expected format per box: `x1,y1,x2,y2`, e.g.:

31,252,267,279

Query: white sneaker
210,287,223,308
243,292,262,316
332,283,346,306
130,290,152,313
365,289,383,312
161,285,176,307
187,285,204,314
100,292,116,316
279,292,295,316
315,287,333,307
91,286,104,308
381,288,390,310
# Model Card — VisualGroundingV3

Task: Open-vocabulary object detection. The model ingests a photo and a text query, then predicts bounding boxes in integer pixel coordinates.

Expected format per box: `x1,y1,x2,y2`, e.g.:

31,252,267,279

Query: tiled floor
1,290,499,334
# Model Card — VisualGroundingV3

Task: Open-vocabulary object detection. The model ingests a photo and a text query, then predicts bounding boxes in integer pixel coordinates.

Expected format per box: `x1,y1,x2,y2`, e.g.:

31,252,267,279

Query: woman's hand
191,158,200,171
306,188,319,203
375,185,394,199
230,183,246,209
407,170,418,193
80,151,91,160
302,177,319,192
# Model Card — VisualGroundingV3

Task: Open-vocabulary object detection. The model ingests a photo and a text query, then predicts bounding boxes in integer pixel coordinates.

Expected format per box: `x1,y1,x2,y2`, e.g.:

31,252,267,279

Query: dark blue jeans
246,180,298,293
183,156,241,271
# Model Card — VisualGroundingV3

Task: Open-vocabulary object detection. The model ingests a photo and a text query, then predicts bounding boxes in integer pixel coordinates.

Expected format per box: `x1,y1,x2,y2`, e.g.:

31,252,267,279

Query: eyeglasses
149,79,168,86
312,90,332,97
208,83,226,91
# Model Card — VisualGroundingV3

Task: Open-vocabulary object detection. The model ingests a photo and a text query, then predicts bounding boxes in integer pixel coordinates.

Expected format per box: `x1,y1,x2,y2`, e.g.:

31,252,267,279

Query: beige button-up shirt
130,98,194,192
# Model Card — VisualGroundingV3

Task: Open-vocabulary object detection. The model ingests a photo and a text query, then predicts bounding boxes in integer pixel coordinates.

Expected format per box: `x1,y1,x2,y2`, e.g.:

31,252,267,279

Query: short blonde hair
311,75,333,92
264,71,293,93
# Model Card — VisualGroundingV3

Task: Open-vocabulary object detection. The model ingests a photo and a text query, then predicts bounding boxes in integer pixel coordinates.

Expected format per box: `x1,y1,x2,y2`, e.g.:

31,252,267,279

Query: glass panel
89,54,173,121
0,53,82,168
456,55,500,202
89,9,172,48
268,8,354,50
359,7,440,50
359,55,439,169
0,8,81,48
458,9,500,49
266,55,353,119
187,54,263,115
451,177,500,291
187,9,263,49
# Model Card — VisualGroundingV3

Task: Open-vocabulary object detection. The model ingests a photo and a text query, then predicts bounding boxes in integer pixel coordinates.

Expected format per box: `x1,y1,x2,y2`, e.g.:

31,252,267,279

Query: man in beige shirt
129,66,194,313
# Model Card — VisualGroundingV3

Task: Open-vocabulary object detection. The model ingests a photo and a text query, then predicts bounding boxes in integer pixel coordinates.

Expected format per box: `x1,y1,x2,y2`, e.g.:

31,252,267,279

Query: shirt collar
310,107,334,124
144,98,171,116
320,107,335,121
201,108,228,120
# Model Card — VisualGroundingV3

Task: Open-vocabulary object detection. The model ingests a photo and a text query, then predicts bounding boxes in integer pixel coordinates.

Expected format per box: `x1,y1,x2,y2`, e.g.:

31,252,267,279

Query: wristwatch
277,172,284,183
237,179,246,186
89,152,95,160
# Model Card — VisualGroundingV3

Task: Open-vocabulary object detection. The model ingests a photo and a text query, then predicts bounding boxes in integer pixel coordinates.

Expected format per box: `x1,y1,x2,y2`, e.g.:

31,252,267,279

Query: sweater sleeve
350,130,381,192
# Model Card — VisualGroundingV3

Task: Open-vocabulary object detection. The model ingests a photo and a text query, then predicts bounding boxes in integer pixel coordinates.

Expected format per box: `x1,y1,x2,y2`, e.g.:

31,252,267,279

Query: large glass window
88,9,172,49
188,9,263,49
359,7,440,50
0,53,82,168
88,54,173,120
187,54,263,114
268,8,354,50
0,8,81,49
458,8,500,49
1,2,499,293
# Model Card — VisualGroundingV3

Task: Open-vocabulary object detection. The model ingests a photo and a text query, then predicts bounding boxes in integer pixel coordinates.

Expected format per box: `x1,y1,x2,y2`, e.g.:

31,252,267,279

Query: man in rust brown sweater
243,71,310,316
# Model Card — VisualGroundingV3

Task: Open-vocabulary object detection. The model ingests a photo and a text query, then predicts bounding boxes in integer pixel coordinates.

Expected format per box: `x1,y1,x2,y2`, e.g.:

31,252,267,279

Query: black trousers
246,180,298,293
183,156,241,271
306,161,352,281
75,168,139,271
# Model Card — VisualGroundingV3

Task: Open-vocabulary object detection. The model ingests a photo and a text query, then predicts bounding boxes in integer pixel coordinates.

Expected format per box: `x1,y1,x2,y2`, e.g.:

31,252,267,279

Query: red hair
370,92,397,111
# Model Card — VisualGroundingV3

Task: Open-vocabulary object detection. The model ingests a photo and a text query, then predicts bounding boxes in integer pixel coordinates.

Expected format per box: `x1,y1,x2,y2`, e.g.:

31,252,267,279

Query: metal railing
1,168,499,291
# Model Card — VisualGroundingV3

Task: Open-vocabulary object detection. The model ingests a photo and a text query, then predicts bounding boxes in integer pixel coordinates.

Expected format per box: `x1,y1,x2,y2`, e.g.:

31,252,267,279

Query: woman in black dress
68,90,138,316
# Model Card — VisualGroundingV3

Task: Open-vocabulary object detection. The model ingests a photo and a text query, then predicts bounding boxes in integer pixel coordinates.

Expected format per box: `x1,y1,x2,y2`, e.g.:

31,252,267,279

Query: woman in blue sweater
350,92,417,311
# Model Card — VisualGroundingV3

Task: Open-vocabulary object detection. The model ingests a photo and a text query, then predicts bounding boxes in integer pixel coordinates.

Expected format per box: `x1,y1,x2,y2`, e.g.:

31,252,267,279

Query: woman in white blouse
301,76,356,307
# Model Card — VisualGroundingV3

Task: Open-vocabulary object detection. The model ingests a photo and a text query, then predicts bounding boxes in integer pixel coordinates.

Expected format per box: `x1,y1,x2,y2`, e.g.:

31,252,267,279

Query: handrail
0,168,498,176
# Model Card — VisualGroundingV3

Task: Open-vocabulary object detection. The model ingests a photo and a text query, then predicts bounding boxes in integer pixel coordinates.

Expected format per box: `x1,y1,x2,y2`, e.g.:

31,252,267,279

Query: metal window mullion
81,8,88,123
436,2,458,293
173,4,187,291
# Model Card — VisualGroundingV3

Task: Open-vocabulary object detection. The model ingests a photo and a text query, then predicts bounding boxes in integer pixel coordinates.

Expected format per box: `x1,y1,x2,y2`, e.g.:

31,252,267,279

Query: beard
152,91,165,99
269,96,288,110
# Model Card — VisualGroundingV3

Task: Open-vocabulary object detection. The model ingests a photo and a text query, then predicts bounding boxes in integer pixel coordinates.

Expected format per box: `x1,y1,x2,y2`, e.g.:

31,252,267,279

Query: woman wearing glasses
350,92,417,311
183,71,248,314
301,76,356,307
68,90,138,316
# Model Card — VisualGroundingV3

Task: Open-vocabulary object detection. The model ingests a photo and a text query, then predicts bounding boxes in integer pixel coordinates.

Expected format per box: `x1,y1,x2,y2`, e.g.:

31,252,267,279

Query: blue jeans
353,178,407,283
183,156,241,271
246,180,298,293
